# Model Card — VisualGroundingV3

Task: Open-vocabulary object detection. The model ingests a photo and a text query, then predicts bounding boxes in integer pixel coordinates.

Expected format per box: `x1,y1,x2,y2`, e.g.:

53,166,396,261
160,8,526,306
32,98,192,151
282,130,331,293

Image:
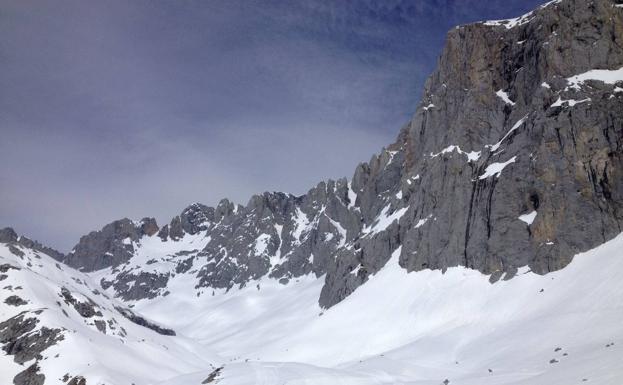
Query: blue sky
0,0,546,250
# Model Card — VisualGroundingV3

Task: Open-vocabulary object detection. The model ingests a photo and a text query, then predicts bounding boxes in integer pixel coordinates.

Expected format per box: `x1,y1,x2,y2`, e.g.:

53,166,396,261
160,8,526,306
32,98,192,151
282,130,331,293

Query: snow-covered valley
2,231,623,384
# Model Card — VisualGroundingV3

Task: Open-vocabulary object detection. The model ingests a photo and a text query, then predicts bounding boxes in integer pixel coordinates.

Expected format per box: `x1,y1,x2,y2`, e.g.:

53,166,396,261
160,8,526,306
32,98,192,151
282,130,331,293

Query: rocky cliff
60,0,623,308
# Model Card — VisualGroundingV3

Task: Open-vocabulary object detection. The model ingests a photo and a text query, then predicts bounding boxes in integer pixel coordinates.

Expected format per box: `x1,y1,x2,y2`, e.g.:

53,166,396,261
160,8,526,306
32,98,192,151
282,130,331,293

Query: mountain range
1,0,623,384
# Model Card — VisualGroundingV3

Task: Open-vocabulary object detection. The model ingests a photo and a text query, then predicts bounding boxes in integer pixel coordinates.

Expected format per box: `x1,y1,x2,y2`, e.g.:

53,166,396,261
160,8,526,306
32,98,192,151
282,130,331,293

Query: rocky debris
0,312,64,364
13,362,45,385
4,295,28,306
114,307,176,336
201,366,223,384
59,287,102,318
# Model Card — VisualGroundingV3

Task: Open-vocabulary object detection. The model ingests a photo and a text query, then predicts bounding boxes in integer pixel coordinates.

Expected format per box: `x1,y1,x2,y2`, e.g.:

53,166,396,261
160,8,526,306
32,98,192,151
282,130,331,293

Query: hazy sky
0,0,545,251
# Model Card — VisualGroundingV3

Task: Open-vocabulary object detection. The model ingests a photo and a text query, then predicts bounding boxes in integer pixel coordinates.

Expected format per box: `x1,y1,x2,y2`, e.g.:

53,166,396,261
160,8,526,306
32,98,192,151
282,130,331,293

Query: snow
406,175,419,185
395,190,403,199
479,156,517,179
482,0,560,29
254,233,271,256
496,89,516,105
566,67,623,89
292,207,311,244
414,214,433,229
328,218,347,247
489,114,529,152
423,103,435,111
155,232,623,384
431,145,481,162
363,205,409,235
483,14,534,29
518,210,537,225
4,226,623,384
551,97,591,107
347,181,358,209
541,82,551,89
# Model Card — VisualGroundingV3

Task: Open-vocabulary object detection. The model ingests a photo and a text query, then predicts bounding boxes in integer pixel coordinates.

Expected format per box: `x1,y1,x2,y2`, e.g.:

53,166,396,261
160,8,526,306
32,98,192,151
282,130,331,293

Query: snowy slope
131,235,623,385
4,231,622,384
0,242,222,385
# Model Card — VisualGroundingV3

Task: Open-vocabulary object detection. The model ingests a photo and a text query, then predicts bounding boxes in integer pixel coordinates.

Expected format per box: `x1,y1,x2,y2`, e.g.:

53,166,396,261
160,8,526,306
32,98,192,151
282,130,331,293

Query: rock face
62,0,623,308
63,218,158,271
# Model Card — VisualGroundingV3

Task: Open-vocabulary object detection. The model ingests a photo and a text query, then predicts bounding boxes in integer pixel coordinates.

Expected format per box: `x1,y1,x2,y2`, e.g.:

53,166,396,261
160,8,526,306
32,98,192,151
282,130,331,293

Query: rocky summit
1,1,623,384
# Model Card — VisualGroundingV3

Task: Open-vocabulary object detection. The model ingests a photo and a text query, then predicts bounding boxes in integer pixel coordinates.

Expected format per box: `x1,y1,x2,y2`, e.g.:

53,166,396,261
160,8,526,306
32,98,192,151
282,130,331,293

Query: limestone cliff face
62,0,623,308
322,0,623,307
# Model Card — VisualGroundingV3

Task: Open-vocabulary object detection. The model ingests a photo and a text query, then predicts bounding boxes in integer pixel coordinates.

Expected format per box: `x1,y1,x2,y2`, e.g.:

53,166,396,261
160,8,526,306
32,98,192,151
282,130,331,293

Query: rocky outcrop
0,312,64,364
63,218,159,271
321,0,623,306
57,0,623,307
114,307,176,336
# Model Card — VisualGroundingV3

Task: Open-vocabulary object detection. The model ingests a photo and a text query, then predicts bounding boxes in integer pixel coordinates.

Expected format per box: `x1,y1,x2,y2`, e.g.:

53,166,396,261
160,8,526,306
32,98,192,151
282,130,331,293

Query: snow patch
479,156,517,179
496,89,516,105
551,97,591,107
363,205,409,235
489,114,529,152
566,67,623,90
518,211,537,225
431,145,481,162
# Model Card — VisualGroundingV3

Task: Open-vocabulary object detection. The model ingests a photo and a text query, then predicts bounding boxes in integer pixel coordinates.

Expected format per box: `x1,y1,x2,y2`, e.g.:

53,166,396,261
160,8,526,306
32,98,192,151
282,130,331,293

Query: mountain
1,0,623,384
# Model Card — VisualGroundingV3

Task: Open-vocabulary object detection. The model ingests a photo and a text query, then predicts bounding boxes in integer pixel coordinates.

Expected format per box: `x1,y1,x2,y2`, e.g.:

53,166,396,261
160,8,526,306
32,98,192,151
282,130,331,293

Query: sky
0,0,546,251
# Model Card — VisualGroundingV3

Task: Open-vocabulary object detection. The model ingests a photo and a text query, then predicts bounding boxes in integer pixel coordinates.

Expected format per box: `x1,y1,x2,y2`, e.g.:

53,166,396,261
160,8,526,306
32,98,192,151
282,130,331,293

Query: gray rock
0,227,18,243
0,312,64,364
114,306,175,336
4,295,28,307
13,362,44,385
64,218,159,271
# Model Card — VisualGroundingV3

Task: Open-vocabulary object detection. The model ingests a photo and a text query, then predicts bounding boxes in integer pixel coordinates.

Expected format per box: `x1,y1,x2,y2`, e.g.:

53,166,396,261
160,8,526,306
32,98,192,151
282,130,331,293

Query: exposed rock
0,227,18,243
114,307,176,336
59,287,102,318
0,312,64,364
13,362,44,385
67,376,87,385
4,295,28,306
17,236,65,262
0,264,20,273
103,271,169,301
64,218,159,271
8,245,24,258
201,366,223,384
